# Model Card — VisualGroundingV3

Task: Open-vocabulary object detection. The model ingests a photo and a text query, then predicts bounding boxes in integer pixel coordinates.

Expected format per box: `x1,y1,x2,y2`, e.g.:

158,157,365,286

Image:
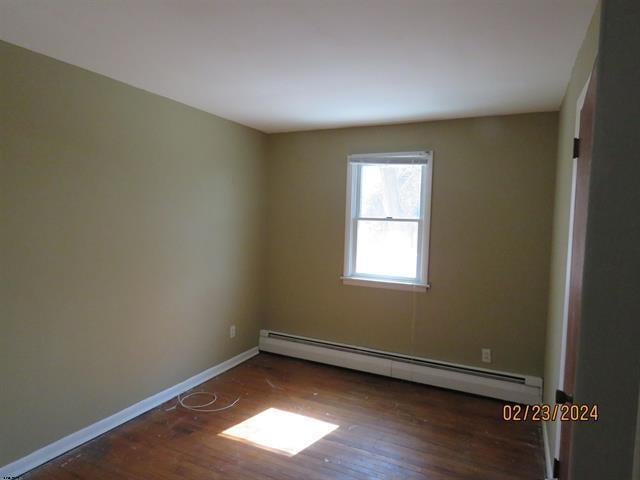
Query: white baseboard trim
0,346,259,479
259,329,542,405
542,421,554,479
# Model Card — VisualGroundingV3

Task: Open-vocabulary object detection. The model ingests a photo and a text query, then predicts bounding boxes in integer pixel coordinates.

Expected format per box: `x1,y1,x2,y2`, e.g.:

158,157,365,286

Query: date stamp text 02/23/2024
502,403,599,422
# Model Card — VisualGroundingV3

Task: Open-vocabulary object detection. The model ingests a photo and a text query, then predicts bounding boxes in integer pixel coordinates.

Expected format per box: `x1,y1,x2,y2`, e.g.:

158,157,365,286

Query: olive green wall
265,112,558,377
542,3,600,459
0,41,266,465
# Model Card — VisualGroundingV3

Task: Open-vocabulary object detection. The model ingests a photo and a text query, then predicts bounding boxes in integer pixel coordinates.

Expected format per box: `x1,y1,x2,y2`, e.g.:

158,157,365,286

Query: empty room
1,1,639,479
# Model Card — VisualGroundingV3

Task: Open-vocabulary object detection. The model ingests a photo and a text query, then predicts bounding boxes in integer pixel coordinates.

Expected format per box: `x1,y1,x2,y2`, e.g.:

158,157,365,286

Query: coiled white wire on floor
166,390,240,413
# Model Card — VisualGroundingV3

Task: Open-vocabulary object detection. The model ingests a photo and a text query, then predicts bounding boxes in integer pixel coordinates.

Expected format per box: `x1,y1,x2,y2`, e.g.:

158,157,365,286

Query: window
342,151,433,291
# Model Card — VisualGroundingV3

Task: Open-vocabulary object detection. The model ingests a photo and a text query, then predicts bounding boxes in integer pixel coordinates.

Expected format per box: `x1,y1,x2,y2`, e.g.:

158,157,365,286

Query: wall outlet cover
482,348,492,363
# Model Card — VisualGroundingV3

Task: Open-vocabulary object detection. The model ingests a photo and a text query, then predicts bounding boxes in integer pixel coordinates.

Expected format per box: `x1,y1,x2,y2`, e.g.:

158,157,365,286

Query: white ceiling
0,0,597,133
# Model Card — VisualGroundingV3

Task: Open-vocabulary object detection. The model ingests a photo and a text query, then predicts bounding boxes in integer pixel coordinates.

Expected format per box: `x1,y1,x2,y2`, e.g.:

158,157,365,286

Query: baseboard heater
259,330,542,405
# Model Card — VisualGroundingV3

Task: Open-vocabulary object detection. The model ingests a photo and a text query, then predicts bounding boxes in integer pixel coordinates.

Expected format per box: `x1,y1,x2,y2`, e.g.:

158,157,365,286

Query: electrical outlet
229,325,236,339
481,348,492,363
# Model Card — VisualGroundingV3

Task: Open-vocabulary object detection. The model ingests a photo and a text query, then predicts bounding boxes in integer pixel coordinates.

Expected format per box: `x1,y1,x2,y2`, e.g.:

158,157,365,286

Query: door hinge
553,458,560,478
573,137,580,158
556,389,574,404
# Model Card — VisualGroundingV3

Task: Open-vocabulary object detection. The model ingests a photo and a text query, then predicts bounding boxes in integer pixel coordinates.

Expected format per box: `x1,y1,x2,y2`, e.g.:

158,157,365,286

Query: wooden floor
25,353,545,479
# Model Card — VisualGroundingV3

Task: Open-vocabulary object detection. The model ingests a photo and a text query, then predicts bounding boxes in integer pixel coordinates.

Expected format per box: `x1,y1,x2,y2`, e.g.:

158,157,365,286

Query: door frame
553,73,591,463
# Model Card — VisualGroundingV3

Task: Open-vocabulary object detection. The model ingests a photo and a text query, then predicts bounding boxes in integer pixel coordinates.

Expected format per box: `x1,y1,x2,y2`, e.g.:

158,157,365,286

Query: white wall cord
166,390,240,413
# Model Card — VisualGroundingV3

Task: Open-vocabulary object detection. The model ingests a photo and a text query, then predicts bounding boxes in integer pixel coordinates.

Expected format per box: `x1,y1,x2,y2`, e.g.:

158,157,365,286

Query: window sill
341,276,430,292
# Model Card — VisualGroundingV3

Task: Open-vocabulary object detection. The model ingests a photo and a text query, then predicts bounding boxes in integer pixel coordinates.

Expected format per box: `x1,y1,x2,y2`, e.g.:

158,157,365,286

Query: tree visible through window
343,151,432,289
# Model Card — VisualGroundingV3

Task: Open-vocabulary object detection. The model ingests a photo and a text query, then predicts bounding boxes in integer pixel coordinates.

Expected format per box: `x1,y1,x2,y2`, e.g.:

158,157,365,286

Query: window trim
342,151,433,292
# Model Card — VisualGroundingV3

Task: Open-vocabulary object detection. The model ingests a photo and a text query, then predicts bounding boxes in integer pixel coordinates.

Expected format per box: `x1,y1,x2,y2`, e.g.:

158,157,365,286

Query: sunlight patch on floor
219,407,339,456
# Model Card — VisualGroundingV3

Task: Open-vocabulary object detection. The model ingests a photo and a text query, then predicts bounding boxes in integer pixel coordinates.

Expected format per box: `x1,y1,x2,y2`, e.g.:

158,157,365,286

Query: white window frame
341,151,433,292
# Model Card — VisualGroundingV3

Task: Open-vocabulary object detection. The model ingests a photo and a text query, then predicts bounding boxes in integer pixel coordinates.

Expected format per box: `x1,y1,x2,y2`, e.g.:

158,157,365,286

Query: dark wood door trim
558,62,598,480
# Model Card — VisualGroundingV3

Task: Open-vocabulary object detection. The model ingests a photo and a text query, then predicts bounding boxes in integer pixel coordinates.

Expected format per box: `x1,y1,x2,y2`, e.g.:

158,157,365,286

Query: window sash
344,155,432,285
352,162,423,220
349,162,427,221
351,218,422,282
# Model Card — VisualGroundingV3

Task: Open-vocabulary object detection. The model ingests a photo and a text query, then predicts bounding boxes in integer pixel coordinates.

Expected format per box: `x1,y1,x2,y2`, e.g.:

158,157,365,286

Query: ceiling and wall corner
0,0,597,133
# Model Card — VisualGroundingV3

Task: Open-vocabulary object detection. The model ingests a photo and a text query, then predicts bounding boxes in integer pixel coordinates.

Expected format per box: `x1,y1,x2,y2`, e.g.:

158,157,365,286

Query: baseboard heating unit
259,330,542,405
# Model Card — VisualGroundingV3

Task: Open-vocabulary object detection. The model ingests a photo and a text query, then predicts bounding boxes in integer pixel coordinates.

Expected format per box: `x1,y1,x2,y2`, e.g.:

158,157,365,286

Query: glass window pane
359,164,422,219
355,220,418,279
